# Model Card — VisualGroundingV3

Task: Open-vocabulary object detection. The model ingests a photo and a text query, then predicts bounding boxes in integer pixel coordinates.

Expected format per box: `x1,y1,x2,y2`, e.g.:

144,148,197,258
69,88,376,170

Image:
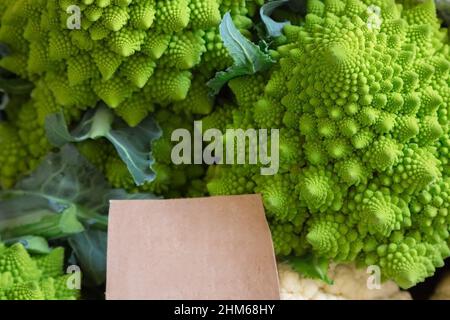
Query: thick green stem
89,106,114,139
3,236,51,254
77,207,109,231
1,207,84,240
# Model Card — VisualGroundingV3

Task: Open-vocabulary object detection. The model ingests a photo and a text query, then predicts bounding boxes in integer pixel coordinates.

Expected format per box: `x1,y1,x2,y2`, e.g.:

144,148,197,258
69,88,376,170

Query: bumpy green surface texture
206,0,450,288
0,243,80,300
0,99,51,189
0,0,257,193
0,0,257,126
0,0,211,125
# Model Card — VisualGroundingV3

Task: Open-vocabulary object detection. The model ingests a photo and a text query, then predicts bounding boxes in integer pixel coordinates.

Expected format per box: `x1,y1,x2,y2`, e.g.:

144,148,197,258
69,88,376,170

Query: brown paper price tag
106,195,280,300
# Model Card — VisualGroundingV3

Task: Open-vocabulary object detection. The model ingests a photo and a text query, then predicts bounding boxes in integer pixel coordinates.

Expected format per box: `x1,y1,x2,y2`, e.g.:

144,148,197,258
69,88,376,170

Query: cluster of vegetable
206,0,450,289
0,0,449,300
0,0,262,193
0,243,80,300
0,0,261,300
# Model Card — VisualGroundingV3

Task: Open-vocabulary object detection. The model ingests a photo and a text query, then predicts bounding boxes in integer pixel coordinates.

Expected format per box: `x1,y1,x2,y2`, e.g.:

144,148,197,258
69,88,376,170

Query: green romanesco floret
0,0,256,127
172,74,214,115
77,139,115,172
228,74,268,109
0,0,258,191
0,243,80,300
270,221,306,257
0,97,55,188
206,165,256,196
206,0,450,289
34,247,65,278
0,123,28,189
0,0,260,191
202,104,236,132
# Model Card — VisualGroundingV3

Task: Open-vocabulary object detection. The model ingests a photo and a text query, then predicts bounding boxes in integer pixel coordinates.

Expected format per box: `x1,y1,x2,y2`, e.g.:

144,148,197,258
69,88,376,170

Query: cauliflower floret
278,262,412,300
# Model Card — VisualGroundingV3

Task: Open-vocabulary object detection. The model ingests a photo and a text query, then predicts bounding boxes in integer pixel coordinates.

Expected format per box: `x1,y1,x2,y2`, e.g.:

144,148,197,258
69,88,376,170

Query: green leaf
0,78,34,95
69,230,107,287
0,145,154,233
45,106,162,186
260,0,291,37
45,107,114,147
3,236,51,254
105,117,161,186
288,254,334,285
207,12,275,95
0,206,85,240
5,145,111,215
0,146,157,285
44,112,87,147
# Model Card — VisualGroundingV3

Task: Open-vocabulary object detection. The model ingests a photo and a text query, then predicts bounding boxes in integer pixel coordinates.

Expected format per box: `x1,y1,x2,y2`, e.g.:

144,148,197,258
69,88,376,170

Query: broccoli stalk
0,207,84,241
87,107,115,140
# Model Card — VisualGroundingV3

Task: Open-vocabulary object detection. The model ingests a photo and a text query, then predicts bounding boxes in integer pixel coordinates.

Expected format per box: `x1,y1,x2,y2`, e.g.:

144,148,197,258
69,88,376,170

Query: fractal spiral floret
1,0,450,295
0,0,257,191
0,0,234,126
0,243,80,300
206,0,450,288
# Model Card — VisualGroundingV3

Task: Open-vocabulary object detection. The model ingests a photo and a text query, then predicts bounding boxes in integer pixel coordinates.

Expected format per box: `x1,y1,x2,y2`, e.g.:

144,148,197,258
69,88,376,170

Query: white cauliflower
278,262,412,300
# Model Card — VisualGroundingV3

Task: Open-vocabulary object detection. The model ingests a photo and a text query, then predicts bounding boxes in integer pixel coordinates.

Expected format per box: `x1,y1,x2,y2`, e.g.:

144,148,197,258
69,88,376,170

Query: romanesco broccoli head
0,123,28,189
0,243,80,300
0,98,54,188
0,0,255,127
207,0,450,289
0,0,260,191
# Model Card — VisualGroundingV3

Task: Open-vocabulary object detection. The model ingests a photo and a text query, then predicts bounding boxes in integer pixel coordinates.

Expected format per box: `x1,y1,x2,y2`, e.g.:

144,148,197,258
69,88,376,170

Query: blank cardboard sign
106,195,280,300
